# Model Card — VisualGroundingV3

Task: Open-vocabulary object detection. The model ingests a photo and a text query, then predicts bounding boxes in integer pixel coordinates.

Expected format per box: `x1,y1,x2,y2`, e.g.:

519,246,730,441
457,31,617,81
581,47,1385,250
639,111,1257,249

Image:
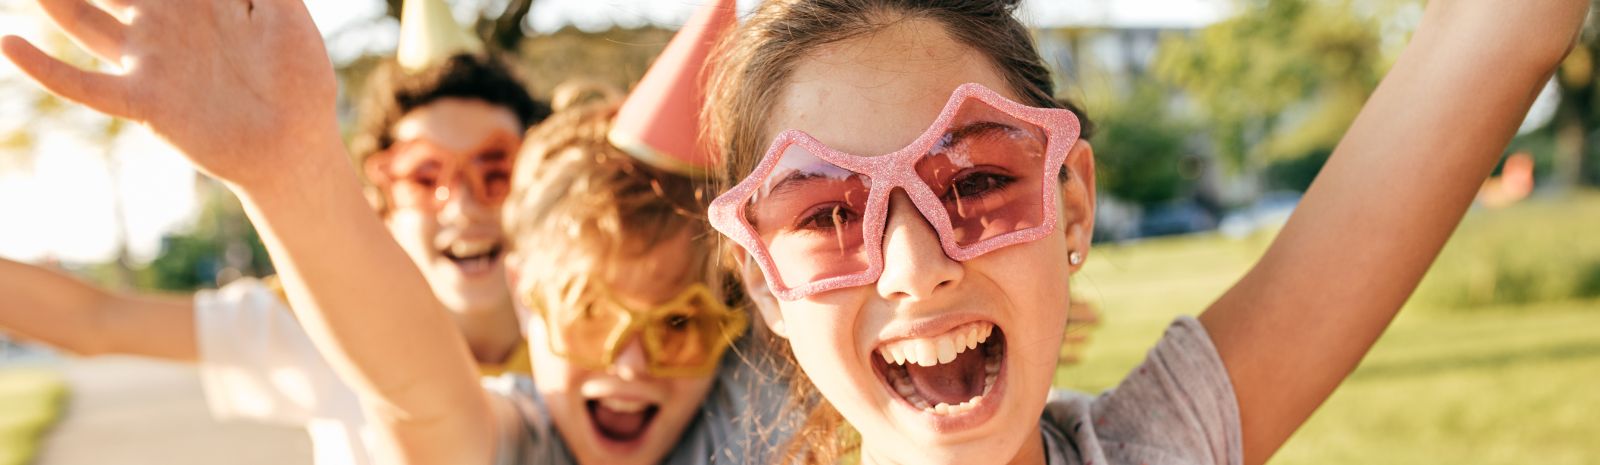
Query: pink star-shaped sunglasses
710,83,1082,301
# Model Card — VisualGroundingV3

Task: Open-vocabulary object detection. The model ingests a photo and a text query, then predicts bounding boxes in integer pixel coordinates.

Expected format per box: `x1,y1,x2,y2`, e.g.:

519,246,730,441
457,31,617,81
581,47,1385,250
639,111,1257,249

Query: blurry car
1138,201,1217,238
1219,191,1301,238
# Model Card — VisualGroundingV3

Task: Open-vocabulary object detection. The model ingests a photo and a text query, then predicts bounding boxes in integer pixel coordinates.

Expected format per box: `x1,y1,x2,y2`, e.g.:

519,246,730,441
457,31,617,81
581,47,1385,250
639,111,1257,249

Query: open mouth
872,321,1005,416
585,397,660,443
440,239,502,275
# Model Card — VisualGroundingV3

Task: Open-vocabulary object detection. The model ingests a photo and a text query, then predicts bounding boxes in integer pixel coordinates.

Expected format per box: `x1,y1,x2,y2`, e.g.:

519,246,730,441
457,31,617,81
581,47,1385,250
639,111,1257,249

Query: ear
738,254,788,339
1061,140,1096,270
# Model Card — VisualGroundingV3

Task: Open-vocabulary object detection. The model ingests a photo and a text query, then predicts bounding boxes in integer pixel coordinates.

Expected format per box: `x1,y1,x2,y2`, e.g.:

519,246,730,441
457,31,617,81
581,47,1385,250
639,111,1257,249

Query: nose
435,174,492,224
875,191,963,301
608,334,651,380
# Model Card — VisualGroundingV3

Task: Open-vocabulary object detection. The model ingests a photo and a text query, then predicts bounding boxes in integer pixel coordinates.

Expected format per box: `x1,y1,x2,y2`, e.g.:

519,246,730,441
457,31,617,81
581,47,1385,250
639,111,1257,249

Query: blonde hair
502,97,713,310
703,1,1088,463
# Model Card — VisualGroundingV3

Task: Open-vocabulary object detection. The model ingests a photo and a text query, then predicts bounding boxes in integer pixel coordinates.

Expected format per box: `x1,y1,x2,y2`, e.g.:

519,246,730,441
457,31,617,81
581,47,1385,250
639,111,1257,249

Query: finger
36,0,126,64
1,36,133,119
86,0,136,12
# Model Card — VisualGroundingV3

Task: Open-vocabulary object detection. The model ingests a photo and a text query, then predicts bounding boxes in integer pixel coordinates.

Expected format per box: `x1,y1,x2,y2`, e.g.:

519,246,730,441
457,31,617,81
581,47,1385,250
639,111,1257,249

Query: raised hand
1196,1,1588,464
7,3,494,463
1,0,339,189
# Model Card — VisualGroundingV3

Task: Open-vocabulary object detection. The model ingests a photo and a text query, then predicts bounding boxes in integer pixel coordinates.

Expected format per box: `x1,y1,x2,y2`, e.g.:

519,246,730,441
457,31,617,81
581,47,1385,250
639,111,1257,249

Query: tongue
904,347,985,405
455,256,492,274
592,404,650,440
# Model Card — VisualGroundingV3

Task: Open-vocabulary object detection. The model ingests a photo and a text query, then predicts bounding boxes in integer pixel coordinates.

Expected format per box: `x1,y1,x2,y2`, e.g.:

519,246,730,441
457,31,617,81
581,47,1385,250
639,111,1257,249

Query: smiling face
520,231,718,465
378,97,522,316
740,19,1095,465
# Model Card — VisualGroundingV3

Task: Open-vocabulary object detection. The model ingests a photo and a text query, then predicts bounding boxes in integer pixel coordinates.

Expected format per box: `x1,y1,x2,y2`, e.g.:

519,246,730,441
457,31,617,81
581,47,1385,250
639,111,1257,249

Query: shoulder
482,374,575,465
1042,316,1243,465
673,336,798,464
193,277,291,322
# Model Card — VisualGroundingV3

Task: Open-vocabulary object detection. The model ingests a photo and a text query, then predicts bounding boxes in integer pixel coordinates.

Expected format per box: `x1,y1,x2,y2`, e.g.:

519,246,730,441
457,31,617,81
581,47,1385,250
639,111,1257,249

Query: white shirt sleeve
193,278,365,427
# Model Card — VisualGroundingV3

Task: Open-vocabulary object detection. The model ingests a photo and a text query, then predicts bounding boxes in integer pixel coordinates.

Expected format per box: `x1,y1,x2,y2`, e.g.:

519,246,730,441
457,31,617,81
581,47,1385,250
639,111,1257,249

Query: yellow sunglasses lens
538,284,742,376
550,303,627,367
645,305,724,370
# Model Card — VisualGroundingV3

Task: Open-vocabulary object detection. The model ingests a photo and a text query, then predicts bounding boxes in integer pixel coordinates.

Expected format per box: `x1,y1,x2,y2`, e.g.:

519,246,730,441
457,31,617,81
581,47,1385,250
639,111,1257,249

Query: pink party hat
608,0,737,175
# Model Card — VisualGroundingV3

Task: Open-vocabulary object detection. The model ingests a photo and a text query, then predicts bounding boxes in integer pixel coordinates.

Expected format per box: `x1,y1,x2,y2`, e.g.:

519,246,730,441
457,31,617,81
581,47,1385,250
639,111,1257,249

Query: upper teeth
877,322,994,367
598,398,649,413
449,240,496,258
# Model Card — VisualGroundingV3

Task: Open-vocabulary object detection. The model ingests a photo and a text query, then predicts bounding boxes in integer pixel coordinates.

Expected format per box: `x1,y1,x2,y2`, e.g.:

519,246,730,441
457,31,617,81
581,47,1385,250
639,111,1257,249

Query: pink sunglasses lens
746,142,874,287
913,99,1051,247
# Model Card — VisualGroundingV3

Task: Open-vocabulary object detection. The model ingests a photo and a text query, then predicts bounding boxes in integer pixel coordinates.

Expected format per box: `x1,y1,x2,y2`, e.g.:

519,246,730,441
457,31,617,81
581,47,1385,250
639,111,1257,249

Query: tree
139,179,274,291
0,25,140,287
1550,0,1600,189
1153,0,1390,197
1092,80,1196,207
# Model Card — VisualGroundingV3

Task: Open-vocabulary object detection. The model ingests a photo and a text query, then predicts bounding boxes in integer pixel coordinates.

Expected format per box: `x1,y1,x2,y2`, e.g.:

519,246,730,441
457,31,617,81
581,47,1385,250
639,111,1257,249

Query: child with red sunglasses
0,32,544,465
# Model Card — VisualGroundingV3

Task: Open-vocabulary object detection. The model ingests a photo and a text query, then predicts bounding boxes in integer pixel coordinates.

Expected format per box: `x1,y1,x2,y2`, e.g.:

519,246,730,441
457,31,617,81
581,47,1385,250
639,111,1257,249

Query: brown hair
350,53,552,213
501,97,714,313
703,1,1092,463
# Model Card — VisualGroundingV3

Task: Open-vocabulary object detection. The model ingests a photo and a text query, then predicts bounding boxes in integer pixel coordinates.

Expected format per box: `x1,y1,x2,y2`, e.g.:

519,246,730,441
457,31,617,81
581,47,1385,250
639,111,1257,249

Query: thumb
2,35,133,120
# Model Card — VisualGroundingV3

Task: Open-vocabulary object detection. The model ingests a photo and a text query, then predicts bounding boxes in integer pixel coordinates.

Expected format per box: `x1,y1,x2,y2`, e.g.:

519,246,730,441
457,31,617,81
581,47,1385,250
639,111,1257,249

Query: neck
451,299,522,365
860,425,1046,465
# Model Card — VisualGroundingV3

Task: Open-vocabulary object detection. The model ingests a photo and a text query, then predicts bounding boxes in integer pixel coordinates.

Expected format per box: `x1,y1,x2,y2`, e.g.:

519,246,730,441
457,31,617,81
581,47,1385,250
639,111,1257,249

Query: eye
794,203,859,231
942,171,1016,203
483,168,511,198
571,301,604,321
659,311,700,333
404,162,443,189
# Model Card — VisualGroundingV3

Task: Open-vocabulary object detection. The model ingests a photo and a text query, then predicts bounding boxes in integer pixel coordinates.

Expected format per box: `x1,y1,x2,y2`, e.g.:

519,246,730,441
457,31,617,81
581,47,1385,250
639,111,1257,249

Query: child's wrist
230,137,361,210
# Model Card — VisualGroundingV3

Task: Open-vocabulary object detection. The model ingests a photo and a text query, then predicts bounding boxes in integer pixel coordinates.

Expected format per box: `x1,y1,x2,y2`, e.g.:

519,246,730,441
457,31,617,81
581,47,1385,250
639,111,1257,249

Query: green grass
1056,191,1600,464
0,368,66,465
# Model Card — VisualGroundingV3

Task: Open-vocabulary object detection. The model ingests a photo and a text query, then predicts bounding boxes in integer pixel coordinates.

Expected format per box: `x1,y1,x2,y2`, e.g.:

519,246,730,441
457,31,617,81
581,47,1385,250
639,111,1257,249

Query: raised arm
0,257,196,360
1197,1,1589,463
0,1,493,463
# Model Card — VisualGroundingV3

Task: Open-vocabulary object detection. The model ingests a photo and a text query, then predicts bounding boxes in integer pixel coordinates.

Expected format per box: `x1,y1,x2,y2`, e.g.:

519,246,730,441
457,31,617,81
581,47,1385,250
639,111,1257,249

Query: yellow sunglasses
526,282,747,378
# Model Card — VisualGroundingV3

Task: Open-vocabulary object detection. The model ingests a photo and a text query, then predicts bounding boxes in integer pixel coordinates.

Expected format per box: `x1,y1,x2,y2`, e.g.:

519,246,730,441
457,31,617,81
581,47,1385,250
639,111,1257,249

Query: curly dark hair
349,53,551,193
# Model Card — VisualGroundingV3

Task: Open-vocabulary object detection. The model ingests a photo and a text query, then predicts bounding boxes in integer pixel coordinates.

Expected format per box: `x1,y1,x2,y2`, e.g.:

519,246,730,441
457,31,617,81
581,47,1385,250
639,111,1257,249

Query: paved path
32,357,310,465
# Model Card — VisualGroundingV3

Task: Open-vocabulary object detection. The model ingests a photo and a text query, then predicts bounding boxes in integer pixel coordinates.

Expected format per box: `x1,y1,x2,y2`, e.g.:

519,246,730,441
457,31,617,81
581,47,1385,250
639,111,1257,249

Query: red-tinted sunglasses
710,83,1081,301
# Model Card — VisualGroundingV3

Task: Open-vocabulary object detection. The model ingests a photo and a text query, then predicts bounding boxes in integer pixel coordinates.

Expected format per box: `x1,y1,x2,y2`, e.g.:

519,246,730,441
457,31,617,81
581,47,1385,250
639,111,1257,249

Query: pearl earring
1068,250,1084,266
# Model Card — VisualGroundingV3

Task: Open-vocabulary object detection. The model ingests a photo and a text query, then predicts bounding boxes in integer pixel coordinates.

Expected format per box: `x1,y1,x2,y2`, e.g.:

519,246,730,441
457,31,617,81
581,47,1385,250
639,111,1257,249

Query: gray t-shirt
1041,316,1242,465
485,336,793,465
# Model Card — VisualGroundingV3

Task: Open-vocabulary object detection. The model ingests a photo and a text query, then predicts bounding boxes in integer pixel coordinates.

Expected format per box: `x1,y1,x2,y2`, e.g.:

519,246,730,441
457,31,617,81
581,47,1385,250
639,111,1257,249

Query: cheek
662,376,716,417
777,298,873,400
971,232,1074,364
384,211,440,257
526,320,583,391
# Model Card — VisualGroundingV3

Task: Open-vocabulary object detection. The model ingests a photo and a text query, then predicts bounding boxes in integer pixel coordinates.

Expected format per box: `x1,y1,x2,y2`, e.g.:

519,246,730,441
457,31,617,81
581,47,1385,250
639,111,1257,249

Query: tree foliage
1092,81,1196,206
1153,0,1389,175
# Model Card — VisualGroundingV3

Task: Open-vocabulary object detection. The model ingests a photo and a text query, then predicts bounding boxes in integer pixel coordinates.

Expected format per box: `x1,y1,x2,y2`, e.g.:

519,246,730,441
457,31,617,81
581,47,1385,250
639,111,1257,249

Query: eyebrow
937,121,1022,151
762,171,836,201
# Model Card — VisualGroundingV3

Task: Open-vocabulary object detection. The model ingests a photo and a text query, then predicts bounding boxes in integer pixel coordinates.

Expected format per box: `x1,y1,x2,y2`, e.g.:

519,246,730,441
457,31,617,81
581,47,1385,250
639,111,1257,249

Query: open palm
1,0,338,188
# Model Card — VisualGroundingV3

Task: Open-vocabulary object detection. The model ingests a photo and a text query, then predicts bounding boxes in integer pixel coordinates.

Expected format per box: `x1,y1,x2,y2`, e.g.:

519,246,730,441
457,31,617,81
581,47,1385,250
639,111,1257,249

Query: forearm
1203,1,1588,463
231,140,493,463
0,258,196,360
